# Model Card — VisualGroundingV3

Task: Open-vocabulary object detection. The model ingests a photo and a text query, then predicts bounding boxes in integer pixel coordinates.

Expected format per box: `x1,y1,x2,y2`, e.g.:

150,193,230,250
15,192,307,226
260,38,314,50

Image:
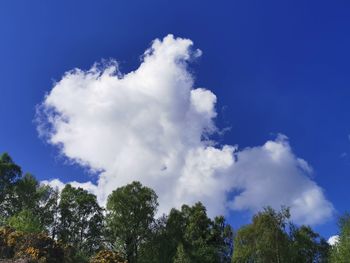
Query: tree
138,202,233,263
8,209,44,233
10,173,60,236
12,173,38,213
106,181,158,263
179,203,233,263
173,243,191,263
210,216,234,263
138,215,171,263
181,202,219,263
0,153,22,223
290,225,330,262
232,207,330,263
37,185,60,239
232,207,291,263
58,184,104,257
0,155,59,235
330,212,350,262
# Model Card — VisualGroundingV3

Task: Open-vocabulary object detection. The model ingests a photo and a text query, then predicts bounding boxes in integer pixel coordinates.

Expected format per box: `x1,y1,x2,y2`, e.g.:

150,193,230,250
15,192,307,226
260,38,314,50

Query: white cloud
37,34,333,224
230,135,333,225
41,178,98,195
41,179,66,192
328,235,339,246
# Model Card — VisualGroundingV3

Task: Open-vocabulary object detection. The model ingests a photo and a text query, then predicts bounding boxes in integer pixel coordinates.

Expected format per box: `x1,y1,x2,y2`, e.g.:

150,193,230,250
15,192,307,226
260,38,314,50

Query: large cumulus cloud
37,34,333,225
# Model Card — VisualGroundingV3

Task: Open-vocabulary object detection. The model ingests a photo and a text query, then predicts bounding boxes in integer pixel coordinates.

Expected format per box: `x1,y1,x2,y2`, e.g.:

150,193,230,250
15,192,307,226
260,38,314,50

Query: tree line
0,152,349,262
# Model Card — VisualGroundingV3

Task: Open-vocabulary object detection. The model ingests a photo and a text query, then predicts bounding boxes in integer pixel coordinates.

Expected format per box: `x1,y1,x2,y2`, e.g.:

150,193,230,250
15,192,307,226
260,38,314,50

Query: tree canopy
0,152,341,263
330,213,350,262
106,181,158,263
232,207,330,263
58,184,104,256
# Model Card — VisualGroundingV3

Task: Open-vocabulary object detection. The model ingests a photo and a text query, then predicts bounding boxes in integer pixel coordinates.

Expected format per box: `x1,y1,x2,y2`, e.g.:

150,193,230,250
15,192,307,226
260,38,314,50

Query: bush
15,233,64,262
90,250,127,263
62,246,89,263
8,210,43,234
0,227,24,258
0,227,64,262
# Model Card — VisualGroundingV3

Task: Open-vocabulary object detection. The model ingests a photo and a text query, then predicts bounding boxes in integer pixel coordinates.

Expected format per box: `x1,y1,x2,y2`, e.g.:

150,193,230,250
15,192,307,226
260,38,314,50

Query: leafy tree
163,204,231,262
8,209,44,233
0,152,336,263
317,238,331,263
138,209,184,263
106,181,158,263
330,212,350,262
290,225,330,262
173,243,191,263
232,207,330,263
0,153,22,223
210,216,234,263
181,203,218,263
11,173,60,235
58,184,104,257
37,185,60,239
0,155,59,235
12,173,39,213
163,208,187,260
232,207,291,263
139,202,233,263
138,216,170,263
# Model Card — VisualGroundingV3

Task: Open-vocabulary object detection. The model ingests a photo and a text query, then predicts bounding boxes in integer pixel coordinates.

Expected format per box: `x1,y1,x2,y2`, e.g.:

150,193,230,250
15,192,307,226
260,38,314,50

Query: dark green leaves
106,181,158,263
58,184,104,257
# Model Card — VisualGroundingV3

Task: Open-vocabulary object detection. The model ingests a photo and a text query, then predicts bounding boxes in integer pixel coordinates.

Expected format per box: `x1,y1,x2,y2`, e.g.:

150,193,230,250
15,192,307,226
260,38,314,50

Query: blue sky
1,0,350,239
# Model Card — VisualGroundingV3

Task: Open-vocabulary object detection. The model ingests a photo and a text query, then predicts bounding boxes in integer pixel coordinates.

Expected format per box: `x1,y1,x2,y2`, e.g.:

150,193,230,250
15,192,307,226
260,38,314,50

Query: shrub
8,210,43,234
90,250,127,263
15,232,64,262
0,227,64,262
0,226,24,258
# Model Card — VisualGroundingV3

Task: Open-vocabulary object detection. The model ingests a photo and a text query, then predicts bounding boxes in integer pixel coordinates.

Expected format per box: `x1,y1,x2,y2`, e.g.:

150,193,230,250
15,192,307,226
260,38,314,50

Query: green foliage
0,152,335,263
138,202,233,263
8,209,44,233
137,216,169,263
290,225,330,262
37,185,60,239
181,202,227,263
330,212,350,262
233,207,291,263
0,153,22,193
0,154,59,236
173,243,190,263
106,181,158,263
0,153,22,223
58,184,104,257
12,173,39,213
211,216,234,262
232,207,330,263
